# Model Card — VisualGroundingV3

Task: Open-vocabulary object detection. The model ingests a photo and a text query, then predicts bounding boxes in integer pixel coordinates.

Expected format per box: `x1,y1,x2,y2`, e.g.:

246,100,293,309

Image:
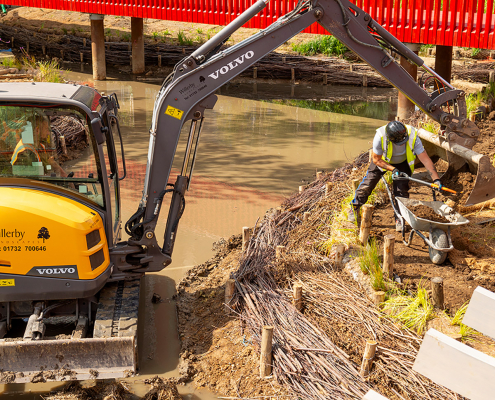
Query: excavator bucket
0,337,136,383
417,128,495,206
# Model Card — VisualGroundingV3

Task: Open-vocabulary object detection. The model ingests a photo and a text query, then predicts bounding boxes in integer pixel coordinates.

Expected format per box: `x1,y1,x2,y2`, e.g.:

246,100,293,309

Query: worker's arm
417,151,440,181
372,152,395,172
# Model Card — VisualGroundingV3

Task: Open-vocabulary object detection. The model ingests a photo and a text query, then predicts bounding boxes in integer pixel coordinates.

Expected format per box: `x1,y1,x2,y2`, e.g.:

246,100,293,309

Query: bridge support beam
434,45,453,83
397,43,420,120
131,17,145,74
90,14,106,81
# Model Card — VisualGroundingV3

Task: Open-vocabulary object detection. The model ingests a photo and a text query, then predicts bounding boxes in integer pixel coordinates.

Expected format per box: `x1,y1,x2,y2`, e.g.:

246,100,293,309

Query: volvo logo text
36,268,76,275
208,51,254,80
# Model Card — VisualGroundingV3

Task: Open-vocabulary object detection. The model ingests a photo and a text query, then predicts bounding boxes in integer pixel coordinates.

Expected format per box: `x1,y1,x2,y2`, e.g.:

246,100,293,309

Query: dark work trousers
351,159,411,208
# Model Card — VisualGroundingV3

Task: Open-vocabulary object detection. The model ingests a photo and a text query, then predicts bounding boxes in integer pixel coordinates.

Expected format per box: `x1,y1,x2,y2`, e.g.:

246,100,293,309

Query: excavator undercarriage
0,0,493,383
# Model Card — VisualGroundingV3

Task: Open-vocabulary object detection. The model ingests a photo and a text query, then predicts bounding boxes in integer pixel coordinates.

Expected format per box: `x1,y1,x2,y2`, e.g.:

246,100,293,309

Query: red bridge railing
6,0,495,49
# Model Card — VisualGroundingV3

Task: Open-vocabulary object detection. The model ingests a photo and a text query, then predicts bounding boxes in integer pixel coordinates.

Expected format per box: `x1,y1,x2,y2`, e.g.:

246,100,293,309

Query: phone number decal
1,246,46,251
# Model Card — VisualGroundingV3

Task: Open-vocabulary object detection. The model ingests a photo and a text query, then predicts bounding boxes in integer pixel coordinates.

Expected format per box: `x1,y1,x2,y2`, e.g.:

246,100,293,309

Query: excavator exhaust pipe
417,128,495,206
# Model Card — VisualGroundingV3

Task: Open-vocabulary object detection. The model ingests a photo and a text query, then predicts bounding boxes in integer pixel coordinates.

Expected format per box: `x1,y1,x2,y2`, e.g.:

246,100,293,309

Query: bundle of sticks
234,151,460,399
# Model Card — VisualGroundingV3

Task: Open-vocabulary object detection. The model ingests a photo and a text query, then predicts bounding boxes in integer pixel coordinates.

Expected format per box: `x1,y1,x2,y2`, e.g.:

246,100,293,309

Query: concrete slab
462,286,495,340
413,328,495,400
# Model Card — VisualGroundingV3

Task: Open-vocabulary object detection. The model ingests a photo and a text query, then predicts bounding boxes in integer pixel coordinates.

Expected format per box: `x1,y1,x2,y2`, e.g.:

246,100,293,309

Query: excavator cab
0,83,139,382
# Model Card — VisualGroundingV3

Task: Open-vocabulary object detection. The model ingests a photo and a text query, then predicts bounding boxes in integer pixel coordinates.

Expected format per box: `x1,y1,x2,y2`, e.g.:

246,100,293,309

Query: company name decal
27,265,79,279
208,51,254,80
0,229,25,240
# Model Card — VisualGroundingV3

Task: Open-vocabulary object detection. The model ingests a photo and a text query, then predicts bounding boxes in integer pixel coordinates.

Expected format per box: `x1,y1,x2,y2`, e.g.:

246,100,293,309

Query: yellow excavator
0,0,493,383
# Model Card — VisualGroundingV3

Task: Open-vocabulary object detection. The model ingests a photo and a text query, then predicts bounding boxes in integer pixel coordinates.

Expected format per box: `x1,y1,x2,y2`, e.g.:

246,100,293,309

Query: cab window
0,105,105,207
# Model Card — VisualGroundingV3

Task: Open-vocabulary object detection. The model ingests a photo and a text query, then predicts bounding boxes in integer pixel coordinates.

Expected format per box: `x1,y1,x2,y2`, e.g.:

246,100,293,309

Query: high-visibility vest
377,124,418,174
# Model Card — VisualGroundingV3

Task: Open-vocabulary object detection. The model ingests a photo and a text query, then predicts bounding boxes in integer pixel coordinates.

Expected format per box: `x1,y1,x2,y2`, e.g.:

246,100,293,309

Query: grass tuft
382,284,434,334
359,238,387,291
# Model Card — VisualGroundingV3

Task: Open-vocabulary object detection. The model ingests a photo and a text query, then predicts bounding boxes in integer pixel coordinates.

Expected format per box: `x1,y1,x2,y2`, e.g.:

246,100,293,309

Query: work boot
347,205,361,226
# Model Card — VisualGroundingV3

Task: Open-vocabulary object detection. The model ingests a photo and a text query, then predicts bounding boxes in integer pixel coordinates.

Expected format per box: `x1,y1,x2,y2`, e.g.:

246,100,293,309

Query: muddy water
0,71,390,398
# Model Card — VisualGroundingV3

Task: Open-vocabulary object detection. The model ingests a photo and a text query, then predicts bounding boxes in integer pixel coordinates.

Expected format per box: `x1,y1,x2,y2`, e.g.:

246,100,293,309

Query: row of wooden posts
223,171,446,379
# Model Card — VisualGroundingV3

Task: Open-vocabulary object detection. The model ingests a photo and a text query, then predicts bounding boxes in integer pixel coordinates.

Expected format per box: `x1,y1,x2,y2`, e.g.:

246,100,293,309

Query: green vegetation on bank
1,55,65,83
292,35,348,57
267,99,392,120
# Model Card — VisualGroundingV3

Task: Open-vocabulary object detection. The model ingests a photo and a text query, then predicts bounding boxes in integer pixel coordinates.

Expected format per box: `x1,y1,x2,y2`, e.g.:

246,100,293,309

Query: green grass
292,35,348,57
449,302,479,342
152,31,159,40
359,238,387,291
420,44,434,54
382,284,434,334
196,28,203,34
466,91,484,115
121,32,131,42
1,57,21,69
177,30,193,46
420,120,440,134
35,59,64,83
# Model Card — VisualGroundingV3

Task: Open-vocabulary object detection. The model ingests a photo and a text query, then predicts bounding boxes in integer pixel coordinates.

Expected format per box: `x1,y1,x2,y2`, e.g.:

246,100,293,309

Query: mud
409,205,451,223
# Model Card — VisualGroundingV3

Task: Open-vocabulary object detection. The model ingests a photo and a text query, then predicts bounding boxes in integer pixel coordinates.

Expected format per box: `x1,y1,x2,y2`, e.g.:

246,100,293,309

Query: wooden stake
260,326,274,377
225,279,235,313
282,56,286,63
158,54,162,67
303,212,310,222
59,136,68,155
383,234,395,279
299,185,305,193
352,179,360,193
349,64,354,72
291,68,295,82
182,47,186,54
253,67,257,79
360,340,377,378
80,52,84,62
431,277,444,309
242,226,251,252
11,37,14,47
372,291,386,307
83,38,86,47
42,45,46,55
293,284,302,311
60,50,64,60
323,73,327,85
316,171,323,180
469,111,476,122
362,74,368,87
335,244,345,268
276,245,285,261
325,182,333,196
359,204,374,245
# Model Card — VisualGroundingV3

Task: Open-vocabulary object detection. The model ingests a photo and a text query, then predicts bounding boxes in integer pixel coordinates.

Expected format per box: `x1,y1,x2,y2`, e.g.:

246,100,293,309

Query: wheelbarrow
381,176,469,264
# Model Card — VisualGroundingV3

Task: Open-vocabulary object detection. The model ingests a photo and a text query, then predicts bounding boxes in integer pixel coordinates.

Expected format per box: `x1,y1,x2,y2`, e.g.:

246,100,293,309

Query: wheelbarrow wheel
429,228,448,264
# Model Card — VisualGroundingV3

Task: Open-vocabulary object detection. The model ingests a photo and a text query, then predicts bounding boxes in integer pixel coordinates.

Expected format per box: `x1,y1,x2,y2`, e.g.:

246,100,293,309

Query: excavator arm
122,0,482,273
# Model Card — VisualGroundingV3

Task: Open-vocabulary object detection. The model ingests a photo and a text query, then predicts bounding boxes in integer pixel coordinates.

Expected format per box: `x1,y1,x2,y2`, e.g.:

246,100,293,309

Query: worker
10,112,66,176
348,120,442,230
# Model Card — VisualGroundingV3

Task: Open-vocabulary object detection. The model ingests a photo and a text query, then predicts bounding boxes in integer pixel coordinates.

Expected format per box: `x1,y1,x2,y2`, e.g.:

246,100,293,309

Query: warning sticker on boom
0,279,14,286
165,105,184,120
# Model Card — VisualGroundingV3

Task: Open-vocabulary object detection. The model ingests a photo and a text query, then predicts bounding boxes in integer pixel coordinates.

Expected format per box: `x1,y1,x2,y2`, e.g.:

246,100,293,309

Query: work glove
392,169,408,180
433,179,443,192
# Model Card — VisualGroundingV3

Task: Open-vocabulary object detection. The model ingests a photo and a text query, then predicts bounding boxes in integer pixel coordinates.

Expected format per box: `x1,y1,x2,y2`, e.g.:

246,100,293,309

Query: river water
0,70,394,398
